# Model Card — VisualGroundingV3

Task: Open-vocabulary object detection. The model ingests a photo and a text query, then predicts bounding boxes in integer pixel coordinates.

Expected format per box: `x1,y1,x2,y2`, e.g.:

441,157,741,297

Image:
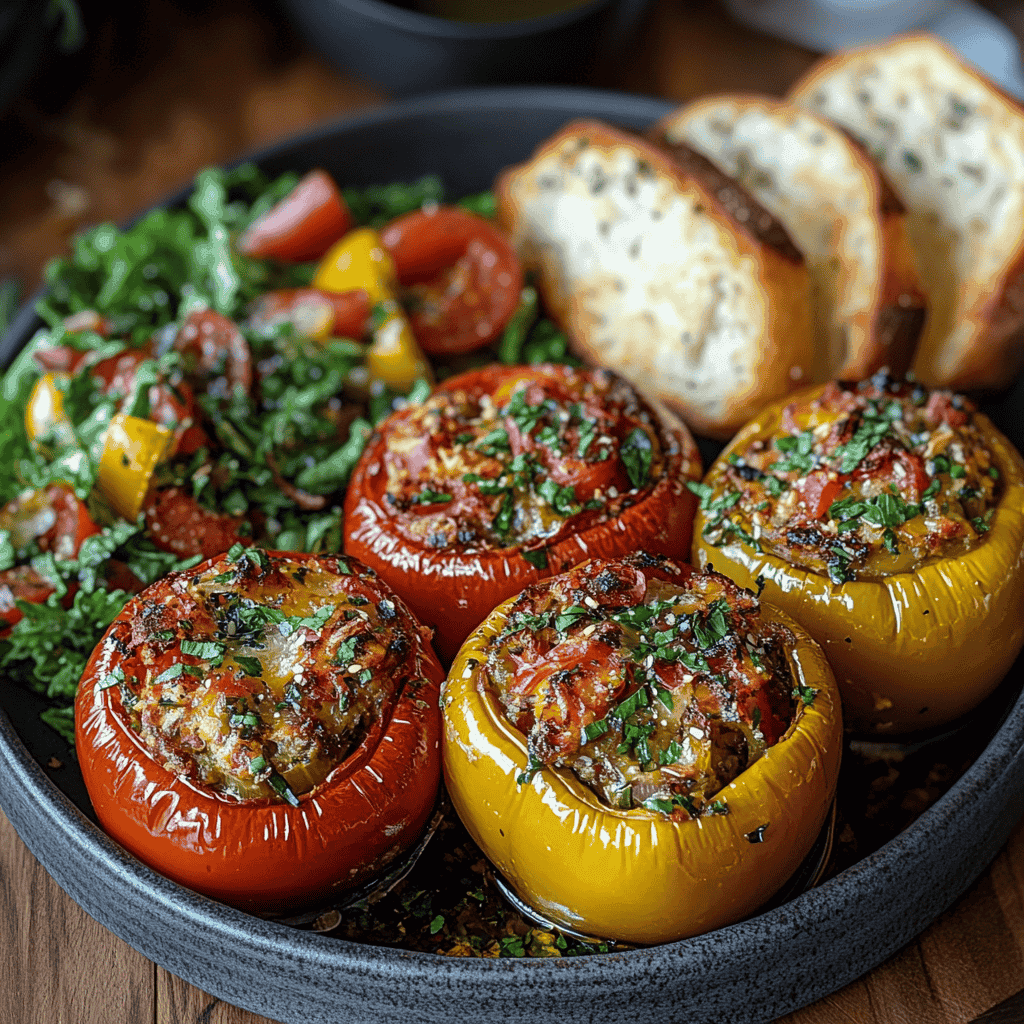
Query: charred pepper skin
441,556,841,945
693,381,1024,734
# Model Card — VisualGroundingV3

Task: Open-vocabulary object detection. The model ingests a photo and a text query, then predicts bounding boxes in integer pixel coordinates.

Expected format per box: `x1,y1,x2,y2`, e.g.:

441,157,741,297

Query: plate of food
1,34,1023,1024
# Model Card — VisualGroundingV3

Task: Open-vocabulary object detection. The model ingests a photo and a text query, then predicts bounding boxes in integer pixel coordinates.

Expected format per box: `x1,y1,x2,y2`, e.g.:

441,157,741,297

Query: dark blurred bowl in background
278,0,652,94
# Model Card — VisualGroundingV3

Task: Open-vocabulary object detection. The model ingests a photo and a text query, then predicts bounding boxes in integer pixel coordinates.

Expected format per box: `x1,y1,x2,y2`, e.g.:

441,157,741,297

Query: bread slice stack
790,33,1024,390
495,120,815,438
654,95,925,382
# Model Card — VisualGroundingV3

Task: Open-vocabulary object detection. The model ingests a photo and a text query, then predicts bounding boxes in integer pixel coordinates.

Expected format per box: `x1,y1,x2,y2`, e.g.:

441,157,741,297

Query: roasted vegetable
692,378,1024,733
442,555,842,944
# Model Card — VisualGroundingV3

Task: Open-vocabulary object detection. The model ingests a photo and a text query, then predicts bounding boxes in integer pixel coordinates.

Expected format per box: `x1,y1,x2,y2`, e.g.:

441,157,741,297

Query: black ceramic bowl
1,87,1024,1024
279,0,650,93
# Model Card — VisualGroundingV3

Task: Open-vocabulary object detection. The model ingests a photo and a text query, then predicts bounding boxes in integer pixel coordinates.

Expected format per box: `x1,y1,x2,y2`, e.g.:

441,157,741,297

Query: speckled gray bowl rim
1,86,1022,1024
304,0,615,42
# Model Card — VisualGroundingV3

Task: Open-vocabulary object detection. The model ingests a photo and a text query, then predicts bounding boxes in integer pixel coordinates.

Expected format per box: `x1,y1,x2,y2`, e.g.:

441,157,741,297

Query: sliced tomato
174,310,253,398
507,637,626,761
89,347,209,456
0,566,53,634
40,484,101,557
0,485,100,561
236,170,354,263
379,206,522,356
796,471,845,520
892,450,931,502
248,287,371,340
143,487,249,561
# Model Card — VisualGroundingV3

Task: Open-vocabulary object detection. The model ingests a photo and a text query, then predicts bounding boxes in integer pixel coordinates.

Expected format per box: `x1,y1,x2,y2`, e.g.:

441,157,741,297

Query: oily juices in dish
344,363,702,662
75,548,443,915
692,374,1024,734
443,553,842,945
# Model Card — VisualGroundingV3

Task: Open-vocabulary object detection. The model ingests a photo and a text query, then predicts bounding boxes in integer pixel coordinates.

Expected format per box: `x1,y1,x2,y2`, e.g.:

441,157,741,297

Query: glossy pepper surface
75,550,443,915
693,385,1024,734
442,586,842,945
344,363,702,663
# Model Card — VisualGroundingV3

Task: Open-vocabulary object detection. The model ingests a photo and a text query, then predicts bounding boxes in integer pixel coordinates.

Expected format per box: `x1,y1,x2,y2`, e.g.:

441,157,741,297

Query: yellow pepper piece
24,373,76,450
313,227,397,303
314,228,431,393
97,413,174,521
365,301,432,393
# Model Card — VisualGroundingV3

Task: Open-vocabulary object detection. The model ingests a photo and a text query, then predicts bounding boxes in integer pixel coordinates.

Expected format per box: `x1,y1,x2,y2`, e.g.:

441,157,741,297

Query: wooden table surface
2,2,1024,1022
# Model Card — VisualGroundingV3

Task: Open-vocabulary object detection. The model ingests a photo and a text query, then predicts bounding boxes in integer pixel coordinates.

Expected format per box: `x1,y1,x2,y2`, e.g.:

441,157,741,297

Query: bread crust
654,94,925,383
790,32,1024,390
494,119,815,439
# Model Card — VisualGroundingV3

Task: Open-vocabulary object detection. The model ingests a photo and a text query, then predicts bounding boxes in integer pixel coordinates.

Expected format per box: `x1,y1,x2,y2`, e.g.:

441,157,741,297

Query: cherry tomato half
174,310,253,399
0,485,101,633
248,287,371,340
380,206,523,356
0,566,54,634
143,487,250,561
236,169,354,263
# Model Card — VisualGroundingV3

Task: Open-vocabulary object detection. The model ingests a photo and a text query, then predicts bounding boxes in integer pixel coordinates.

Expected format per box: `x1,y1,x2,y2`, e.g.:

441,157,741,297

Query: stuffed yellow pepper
443,552,841,945
691,373,1024,734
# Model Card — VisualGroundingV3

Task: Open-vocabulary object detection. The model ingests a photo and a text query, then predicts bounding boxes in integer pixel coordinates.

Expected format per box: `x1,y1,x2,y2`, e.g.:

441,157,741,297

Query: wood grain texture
157,969,281,1024
3,2,1024,1023
0,806,155,1024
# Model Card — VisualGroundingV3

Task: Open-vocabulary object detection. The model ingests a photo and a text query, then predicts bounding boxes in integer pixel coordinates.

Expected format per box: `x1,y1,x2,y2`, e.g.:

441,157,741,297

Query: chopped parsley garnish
180,639,227,663
554,605,589,632
235,656,263,677
267,772,300,807
692,600,729,650
828,490,922,531
516,754,543,786
773,431,816,474
154,663,205,685
98,668,125,690
830,407,898,474
334,635,361,666
521,548,548,569
411,489,453,505
620,427,653,489
793,682,818,706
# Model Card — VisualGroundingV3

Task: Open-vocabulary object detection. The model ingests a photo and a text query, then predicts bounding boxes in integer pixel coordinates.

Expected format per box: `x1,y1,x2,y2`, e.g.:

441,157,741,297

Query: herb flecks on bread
495,120,815,439
657,95,925,383
791,33,1024,391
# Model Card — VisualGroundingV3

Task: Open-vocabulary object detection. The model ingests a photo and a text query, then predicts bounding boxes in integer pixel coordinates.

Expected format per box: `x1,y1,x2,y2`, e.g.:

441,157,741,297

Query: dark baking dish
1,87,1023,1024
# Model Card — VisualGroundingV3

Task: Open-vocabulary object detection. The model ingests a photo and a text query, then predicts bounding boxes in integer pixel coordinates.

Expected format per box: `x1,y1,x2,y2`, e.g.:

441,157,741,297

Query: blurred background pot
278,0,652,93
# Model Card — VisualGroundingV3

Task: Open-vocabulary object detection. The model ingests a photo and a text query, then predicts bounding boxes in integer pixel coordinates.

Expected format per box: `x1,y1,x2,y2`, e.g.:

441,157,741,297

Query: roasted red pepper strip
236,169,354,263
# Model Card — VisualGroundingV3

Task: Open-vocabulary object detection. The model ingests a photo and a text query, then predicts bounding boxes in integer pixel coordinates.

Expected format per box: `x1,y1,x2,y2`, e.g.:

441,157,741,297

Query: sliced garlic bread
495,120,814,438
790,33,1024,390
655,95,925,382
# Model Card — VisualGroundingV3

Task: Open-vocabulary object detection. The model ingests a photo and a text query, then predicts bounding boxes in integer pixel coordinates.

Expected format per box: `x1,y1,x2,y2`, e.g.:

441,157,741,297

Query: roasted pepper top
378,365,679,553
478,553,801,819
694,374,1002,583
88,547,432,804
